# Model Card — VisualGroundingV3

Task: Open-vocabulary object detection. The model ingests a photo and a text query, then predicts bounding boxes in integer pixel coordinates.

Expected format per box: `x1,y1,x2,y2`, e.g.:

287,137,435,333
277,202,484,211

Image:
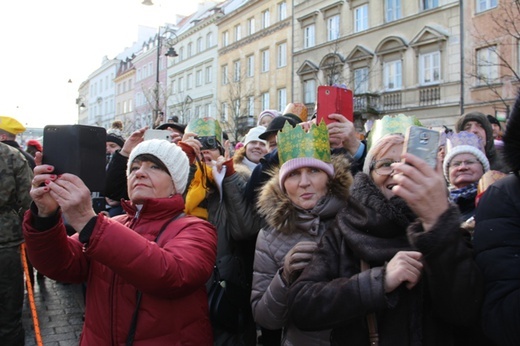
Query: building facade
77,0,519,134
217,0,293,140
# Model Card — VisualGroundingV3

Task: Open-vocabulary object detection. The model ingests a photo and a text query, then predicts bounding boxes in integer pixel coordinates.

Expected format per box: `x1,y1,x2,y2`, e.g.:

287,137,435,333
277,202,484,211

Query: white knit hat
443,131,490,181
127,139,189,194
243,126,267,147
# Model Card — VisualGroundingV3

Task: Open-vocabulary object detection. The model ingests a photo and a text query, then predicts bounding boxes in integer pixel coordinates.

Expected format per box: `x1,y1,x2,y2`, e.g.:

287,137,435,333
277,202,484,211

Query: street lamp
152,25,178,128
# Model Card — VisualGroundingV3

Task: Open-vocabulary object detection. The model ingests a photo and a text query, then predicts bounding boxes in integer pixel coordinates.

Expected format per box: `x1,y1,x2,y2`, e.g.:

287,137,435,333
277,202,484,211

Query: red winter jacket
23,194,217,345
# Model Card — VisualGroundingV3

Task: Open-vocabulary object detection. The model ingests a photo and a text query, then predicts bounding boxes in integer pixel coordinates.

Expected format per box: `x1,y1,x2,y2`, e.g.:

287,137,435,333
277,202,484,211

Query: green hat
185,117,223,143
367,114,422,150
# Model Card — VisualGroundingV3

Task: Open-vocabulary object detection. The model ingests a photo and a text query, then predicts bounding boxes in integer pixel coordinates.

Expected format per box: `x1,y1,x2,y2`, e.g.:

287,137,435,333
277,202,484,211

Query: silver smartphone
144,129,172,142
402,126,440,169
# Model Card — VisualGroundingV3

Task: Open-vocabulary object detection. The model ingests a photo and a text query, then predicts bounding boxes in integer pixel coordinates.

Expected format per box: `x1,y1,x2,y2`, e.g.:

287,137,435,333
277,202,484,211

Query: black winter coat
289,173,485,346
474,174,520,345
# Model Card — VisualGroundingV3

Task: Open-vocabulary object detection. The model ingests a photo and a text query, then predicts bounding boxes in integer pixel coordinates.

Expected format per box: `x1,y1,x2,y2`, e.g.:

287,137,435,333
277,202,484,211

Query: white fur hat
244,126,267,147
443,131,490,181
127,139,189,194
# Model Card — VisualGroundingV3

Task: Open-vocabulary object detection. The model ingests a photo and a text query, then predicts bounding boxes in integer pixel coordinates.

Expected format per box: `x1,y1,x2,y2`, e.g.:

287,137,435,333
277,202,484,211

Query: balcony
236,116,256,135
381,91,402,111
419,86,441,106
354,93,380,115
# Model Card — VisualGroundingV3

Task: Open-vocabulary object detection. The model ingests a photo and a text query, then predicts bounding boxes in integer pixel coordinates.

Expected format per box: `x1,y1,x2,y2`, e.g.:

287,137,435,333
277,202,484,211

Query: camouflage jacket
0,142,32,248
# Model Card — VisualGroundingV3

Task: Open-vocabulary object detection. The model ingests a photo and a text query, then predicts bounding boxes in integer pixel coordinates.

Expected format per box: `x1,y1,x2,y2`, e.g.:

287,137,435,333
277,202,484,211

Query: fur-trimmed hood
504,92,520,175
257,155,352,234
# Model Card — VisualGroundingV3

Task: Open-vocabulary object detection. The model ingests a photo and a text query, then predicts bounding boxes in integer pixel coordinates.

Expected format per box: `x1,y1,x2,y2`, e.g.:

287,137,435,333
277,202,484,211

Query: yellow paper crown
277,122,331,165
367,114,422,150
185,117,223,143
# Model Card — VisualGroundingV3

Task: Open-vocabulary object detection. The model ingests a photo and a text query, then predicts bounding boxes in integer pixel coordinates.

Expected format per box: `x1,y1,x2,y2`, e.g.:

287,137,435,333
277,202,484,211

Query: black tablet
43,124,106,193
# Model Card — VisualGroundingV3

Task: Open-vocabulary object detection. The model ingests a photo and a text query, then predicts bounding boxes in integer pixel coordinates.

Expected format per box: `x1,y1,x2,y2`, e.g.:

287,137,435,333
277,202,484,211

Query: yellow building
293,0,462,131
217,0,293,140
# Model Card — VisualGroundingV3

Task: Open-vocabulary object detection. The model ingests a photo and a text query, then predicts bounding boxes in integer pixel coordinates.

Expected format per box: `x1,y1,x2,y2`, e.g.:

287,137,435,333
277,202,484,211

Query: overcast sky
0,0,198,128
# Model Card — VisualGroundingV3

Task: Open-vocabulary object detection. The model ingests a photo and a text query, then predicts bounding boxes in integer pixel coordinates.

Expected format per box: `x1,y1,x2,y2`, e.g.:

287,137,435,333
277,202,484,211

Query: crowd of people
0,88,518,345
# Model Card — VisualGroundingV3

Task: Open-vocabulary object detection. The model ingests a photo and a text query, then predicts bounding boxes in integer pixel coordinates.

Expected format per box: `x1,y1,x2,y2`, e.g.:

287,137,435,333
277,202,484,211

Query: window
304,24,315,48
221,103,228,122
248,96,255,116
303,79,316,104
205,103,212,118
383,60,402,90
476,0,497,13
247,17,256,35
262,10,270,29
206,32,214,48
247,55,255,77
222,31,229,47
261,49,270,72
277,88,287,111
385,0,401,22
422,0,439,10
354,67,369,93
195,105,201,117
196,70,203,87
234,60,241,82
187,73,193,89
197,37,203,53
234,99,240,117
277,42,287,68
171,79,176,93
205,66,213,83
178,47,184,61
187,43,193,57
262,92,270,110
419,51,440,85
354,4,368,33
327,15,340,41
234,24,241,42
476,46,499,85
178,77,184,92
278,1,287,21
221,65,229,85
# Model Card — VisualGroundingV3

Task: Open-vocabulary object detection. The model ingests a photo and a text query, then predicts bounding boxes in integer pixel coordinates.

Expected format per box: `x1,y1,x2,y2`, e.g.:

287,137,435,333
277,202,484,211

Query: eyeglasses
449,159,479,168
370,159,400,176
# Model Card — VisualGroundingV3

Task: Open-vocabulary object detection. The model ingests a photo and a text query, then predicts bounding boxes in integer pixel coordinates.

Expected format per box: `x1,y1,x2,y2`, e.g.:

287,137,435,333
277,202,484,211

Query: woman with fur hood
473,91,520,345
251,123,353,345
288,130,484,345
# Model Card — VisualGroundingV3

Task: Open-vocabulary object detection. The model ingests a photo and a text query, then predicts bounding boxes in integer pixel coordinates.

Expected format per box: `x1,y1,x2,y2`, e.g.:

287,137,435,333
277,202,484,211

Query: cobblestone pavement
23,275,84,346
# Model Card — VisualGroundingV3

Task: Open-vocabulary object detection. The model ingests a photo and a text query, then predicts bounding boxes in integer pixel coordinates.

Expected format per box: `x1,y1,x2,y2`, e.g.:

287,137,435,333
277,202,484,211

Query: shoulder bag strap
125,212,185,346
361,259,379,346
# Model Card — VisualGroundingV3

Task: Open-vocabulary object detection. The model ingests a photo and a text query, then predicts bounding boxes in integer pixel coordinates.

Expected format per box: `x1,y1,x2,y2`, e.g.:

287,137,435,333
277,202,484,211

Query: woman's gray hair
362,134,405,175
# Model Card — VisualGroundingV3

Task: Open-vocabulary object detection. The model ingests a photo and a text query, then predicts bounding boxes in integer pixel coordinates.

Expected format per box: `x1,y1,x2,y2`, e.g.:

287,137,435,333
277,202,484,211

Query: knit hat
106,121,125,147
443,131,490,181
257,110,281,126
127,139,189,195
243,126,266,147
279,157,334,189
0,115,25,134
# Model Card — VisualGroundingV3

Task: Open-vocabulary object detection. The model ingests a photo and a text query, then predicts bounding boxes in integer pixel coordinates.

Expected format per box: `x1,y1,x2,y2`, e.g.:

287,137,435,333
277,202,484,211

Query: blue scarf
449,183,478,204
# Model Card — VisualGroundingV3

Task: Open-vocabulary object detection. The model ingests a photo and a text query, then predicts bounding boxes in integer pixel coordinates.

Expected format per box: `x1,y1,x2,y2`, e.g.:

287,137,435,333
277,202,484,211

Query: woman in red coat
23,139,217,345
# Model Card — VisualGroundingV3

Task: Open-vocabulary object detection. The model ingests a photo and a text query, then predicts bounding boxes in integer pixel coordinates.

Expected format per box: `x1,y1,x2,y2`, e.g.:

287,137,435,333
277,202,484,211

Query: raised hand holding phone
316,85,354,125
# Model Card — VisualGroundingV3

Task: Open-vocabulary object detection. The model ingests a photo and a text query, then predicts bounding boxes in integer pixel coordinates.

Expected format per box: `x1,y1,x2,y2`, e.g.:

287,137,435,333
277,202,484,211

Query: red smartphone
316,85,354,124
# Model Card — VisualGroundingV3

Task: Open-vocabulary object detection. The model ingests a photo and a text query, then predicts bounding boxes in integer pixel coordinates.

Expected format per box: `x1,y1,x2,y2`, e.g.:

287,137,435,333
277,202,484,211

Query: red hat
26,139,43,152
